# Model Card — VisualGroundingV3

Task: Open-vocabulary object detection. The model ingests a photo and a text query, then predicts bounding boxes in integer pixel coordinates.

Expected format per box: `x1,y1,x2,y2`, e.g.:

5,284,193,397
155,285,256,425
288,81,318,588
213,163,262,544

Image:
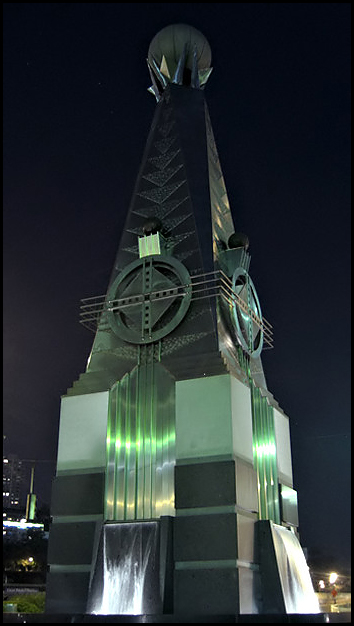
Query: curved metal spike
198,67,213,87
160,55,171,79
172,44,187,85
191,45,200,89
148,85,161,102
150,57,168,88
146,60,161,101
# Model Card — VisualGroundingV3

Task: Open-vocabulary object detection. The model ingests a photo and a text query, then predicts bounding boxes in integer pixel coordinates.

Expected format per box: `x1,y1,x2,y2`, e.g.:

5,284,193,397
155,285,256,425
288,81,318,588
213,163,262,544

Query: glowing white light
329,572,338,585
3,521,43,530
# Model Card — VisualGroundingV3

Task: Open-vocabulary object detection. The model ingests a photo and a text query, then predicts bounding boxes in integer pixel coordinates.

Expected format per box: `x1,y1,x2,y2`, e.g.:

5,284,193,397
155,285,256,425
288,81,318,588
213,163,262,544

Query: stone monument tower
46,24,318,616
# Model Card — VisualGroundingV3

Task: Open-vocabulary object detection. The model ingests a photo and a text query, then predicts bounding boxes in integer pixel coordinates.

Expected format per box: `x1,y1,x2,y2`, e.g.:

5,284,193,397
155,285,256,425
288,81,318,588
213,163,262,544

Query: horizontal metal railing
79,269,273,348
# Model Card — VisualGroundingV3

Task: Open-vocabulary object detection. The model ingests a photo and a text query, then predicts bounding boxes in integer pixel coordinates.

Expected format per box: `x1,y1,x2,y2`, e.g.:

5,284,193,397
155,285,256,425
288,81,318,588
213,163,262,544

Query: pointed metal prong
172,43,187,85
149,57,168,88
198,67,213,87
147,85,160,101
160,55,171,79
191,45,200,88
146,59,162,100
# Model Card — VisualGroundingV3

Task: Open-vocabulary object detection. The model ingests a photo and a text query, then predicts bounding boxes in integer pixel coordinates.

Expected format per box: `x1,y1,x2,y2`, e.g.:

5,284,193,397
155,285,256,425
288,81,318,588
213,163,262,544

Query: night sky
3,4,351,572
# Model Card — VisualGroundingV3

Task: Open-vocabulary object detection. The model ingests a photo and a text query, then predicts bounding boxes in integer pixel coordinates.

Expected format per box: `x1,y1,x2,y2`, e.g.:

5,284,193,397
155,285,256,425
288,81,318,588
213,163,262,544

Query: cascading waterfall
87,521,160,615
270,523,320,614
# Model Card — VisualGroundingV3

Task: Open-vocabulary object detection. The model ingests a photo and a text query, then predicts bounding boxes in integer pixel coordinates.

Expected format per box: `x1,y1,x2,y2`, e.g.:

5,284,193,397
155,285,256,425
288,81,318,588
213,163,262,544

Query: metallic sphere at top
148,24,212,72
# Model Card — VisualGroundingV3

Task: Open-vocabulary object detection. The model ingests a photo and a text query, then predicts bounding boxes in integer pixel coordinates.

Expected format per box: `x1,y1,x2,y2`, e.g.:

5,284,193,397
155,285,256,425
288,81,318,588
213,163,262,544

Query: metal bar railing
79,269,273,348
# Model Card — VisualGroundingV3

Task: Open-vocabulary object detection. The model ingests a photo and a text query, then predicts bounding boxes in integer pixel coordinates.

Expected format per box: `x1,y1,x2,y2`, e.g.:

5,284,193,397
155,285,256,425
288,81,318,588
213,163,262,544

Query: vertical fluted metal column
251,382,280,524
104,359,175,522
104,382,118,520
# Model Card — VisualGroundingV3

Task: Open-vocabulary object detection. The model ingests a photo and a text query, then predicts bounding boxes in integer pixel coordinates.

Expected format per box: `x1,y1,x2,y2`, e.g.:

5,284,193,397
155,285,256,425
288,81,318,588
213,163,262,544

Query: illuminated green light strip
138,234,161,258
251,382,280,524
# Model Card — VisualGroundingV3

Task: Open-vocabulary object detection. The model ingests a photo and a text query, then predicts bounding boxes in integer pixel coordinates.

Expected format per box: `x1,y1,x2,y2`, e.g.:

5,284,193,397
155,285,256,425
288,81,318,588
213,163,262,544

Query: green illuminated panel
26,494,37,521
138,234,161,258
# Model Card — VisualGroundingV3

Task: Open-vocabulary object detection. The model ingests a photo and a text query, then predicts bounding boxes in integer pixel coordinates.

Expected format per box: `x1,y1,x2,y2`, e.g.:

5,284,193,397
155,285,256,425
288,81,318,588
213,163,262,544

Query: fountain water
256,520,320,614
270,522,320,614
87,521,161,615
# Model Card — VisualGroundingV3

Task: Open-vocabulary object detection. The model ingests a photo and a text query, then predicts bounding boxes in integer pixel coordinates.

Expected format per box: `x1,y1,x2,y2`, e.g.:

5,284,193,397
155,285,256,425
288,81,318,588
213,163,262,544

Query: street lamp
329,572,338,585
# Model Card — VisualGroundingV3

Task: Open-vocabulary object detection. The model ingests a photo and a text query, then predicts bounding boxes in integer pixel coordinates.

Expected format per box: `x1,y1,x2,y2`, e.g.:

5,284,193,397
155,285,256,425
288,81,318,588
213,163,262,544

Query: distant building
3,455,24,508
3,506,26,523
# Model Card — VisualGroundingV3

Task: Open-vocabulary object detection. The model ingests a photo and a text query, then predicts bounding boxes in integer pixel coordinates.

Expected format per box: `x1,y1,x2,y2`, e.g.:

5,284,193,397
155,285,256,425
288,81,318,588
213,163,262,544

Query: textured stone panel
174,567,239,614
235,457,258,513
174,513,237,562
47,521,97,565
57,392,109,472
51,472,105,517
175,460,236,509
45,571,91,614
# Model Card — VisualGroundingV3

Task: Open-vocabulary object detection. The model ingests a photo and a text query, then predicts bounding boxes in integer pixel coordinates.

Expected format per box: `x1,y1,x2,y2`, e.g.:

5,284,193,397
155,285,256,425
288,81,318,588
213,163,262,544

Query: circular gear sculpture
231,267,264,357
107,255,192,344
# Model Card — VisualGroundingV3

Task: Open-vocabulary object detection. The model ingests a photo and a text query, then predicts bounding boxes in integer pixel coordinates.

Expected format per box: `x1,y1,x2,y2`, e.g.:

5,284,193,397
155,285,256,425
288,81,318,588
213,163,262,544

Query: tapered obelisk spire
72,23,271,396
47,26,316,616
